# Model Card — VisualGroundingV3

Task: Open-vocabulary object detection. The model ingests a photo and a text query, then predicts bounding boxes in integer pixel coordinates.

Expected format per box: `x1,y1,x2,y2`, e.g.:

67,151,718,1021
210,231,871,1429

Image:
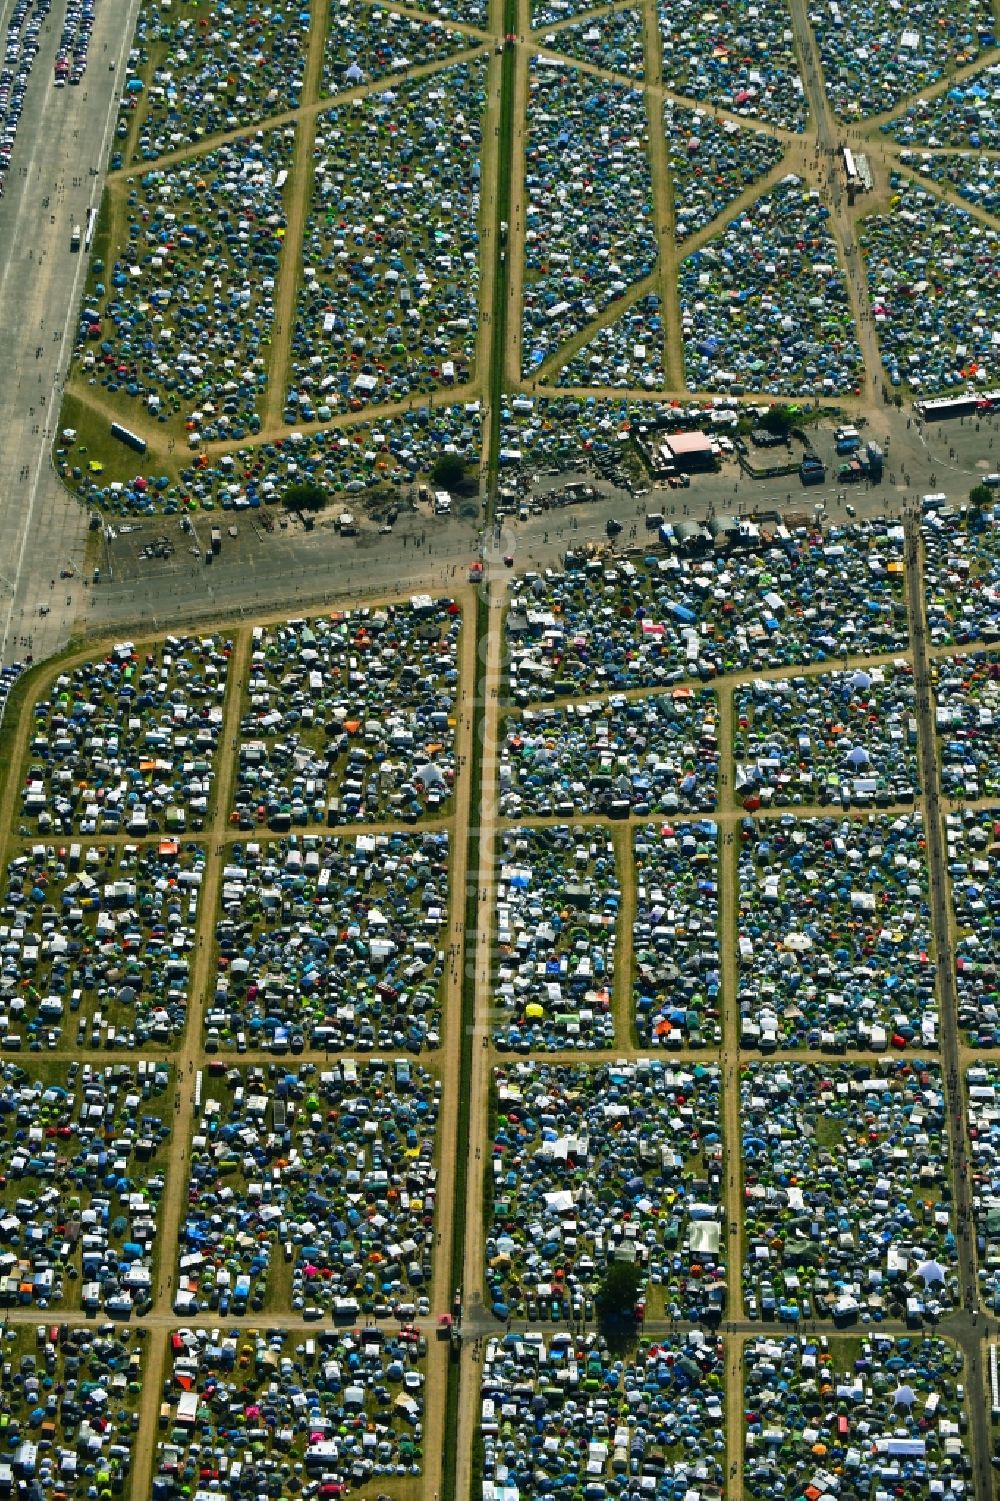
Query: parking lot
233,599,462,827
0,1322,147,1496
742,1062,956,1322
156,1324,429,1491
487,1059,725,1323
100,504,373,581
19,634,231,837
0,1056,173,1312
5,0,1000,1479
0,489,999,1497
212,831,449,1053
0,840,205,1049
180,1057,440,1319
744,1333,970,1497
738,812,937,1051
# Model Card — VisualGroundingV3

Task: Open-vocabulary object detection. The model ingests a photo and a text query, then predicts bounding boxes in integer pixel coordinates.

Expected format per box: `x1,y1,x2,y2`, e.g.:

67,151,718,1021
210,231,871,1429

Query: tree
595,1260,644,1327
431,452,476,495
283,481,327,514
969,483,992,511
759,405,795,438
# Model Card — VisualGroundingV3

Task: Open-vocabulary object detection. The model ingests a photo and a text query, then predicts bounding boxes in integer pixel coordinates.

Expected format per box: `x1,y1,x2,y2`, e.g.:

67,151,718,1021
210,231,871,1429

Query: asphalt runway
0,0,138,666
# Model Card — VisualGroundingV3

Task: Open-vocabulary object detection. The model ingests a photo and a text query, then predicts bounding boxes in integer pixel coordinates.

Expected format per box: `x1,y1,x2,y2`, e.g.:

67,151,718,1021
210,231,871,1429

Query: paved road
0,0,138,666
904,508,995,1500
85,510,484,637
70,400,991,651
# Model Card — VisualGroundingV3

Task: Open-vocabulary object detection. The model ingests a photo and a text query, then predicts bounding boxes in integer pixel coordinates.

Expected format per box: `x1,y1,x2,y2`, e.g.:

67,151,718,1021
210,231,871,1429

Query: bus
914,392,1000,422
83,207,98,253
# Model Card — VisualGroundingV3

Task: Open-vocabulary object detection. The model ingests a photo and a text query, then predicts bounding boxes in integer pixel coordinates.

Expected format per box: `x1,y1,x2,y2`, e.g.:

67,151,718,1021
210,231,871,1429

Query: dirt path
504,18,530,388
654,138,816,393
530,43,802,143
726,1333,745,1501
612,820,637,1048
478,49,505,479
676,154,800,263
509,646,913,716
717,683,744,1339
904,511,996,1496
857,47,1000,133
4,1033,994,1070
787,0,882,404
109,44,492,181
130,1330,168,1495
262,131,309,433
417,583,479,1501
458,1040,993,1067
530,272,660,387
454,576,506,1501
493,800,923,832
205,380,485,456
145,626,251,1296
5,809,454,845
263,0,330,432
127,627,250,1491
640,0,678,387
890,144,1000,160
527,377,877,410
58,381,167,452
871,156,1000,234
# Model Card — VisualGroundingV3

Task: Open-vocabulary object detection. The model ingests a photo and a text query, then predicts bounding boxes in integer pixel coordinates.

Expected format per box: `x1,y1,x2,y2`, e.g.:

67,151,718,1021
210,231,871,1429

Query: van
921,493,947,511
645,512,664,529
983,474,1000,488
